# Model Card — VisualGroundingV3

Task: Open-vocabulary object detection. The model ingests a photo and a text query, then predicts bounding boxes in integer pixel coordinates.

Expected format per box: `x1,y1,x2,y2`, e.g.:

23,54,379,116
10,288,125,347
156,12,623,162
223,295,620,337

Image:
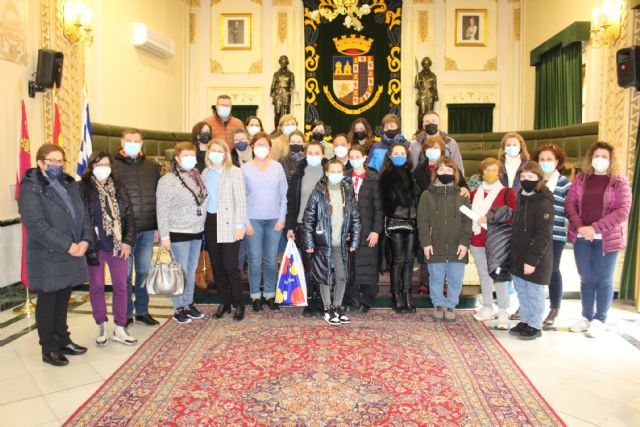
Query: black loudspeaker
616,47,640,89
28,49,64,97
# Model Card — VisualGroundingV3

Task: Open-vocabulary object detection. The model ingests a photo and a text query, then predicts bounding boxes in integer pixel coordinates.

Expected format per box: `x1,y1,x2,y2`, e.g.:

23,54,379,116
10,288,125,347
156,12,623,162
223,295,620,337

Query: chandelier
309,0,371,32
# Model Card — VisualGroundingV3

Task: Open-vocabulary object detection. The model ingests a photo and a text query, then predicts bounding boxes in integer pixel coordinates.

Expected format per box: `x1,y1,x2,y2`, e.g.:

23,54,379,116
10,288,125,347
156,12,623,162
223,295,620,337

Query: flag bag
275,239,308,306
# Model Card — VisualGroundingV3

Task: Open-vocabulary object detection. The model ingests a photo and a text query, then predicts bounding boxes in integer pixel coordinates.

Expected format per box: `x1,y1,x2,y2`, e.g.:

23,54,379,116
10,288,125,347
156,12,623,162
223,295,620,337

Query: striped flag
15,98,31,288
77,90,92,177
53,86,61,145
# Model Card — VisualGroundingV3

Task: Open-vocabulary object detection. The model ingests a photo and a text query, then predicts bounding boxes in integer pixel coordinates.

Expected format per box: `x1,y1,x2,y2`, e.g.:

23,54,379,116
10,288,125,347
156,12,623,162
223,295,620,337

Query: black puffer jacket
510,189,555,286
302,177,362,286
486,205,514,282
280,153,306,186
18,168,93,292
112,151,161,232
79,176,137,259
285,158,328,231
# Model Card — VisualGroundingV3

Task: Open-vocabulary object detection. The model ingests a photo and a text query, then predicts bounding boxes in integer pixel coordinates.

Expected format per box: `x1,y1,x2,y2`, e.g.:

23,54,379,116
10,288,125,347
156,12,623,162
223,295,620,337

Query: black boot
252,299,263,312
266,298,280,311
390,266,405,313
214,304,231,319
233,305,245,321
402,265,416,313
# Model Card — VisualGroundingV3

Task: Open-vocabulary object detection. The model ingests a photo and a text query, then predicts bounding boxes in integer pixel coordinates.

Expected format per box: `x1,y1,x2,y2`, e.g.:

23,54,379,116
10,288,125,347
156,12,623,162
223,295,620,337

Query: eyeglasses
43,159,65,165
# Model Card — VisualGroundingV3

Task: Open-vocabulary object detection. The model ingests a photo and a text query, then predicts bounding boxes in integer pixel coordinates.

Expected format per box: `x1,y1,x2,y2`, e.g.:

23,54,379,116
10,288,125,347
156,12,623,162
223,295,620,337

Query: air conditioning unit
132,23,175,59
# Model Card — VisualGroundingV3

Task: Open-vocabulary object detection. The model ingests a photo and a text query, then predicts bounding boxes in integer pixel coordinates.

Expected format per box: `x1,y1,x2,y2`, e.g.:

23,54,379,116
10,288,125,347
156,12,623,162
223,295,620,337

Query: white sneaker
496,311,510,330
474,306,497,321
324,310,340,326
113,326,138,346
96,322,109,347
569,318,590,333
586,319,605,338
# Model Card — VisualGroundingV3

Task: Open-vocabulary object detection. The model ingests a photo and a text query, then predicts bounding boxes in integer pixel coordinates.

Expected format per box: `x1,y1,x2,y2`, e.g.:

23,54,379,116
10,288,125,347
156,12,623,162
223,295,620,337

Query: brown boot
543,308,559,326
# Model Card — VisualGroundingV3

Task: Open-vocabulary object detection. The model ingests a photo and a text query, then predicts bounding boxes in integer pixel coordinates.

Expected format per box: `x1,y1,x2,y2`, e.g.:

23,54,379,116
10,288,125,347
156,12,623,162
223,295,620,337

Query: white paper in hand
459,205,487,230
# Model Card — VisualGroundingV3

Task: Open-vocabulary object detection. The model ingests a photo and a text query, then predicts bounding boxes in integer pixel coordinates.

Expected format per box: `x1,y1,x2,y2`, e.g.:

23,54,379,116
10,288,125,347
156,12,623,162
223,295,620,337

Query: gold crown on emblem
332,35,373,56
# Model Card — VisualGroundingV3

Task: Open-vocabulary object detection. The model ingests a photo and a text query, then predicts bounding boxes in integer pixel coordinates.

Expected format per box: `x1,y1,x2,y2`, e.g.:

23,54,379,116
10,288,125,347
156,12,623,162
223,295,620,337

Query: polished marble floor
0,295,638,426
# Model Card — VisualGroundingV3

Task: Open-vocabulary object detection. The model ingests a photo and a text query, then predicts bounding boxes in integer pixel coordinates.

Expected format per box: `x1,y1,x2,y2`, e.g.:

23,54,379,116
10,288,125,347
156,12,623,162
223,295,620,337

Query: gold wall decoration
0,0,28,65
210,59,223,73
627,9,640,179
249,59,262,73
513,8,520,41
418,11,428,43
272,0,291,5
444,56,458,71
250,0,262,4
278,12,287,43
210,0,220,5
189,12,196,43
186,0,200,6
40,0,53,145
483,56,497,71
413,0,434,4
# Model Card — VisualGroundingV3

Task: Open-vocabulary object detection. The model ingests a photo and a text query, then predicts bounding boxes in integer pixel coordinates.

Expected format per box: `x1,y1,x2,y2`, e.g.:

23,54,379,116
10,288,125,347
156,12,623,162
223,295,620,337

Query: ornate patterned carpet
65,306,564,426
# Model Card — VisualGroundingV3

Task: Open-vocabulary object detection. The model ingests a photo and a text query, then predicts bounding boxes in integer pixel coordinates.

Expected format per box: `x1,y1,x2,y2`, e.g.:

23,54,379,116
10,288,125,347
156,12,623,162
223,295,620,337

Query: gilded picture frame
455,9,487,47
221,13,251,50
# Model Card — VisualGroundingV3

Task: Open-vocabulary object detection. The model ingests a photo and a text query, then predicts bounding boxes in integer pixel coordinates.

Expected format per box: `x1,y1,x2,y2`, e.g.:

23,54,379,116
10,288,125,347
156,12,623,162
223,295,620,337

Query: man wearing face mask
113,128,161,327
414,111,464,176
203,94,245,150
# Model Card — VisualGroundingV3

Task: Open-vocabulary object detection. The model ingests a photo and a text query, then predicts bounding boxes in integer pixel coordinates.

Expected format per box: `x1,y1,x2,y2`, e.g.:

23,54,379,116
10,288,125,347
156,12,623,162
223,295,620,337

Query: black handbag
85,248,100,266
385,217,415,233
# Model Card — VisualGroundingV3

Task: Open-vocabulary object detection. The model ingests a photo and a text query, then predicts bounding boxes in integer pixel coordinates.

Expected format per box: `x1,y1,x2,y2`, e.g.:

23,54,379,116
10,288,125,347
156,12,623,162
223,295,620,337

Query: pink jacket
565,172,632,253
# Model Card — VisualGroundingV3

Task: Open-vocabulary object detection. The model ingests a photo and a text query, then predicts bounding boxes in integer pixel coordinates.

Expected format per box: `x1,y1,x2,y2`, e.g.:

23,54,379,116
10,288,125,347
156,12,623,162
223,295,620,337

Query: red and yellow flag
16,99,31,288
53,87,61,145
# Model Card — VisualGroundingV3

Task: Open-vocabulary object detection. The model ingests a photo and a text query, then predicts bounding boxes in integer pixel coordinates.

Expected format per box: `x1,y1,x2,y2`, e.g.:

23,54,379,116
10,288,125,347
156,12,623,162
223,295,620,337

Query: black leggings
388,230,415,293
205,214,243,307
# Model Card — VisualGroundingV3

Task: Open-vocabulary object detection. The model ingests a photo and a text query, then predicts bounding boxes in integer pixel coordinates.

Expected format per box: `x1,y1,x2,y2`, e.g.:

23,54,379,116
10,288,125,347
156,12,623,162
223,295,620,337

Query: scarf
471,180,504,235
546,170,560,193
174,164,208,215
93,176,123,254
505,155,521,188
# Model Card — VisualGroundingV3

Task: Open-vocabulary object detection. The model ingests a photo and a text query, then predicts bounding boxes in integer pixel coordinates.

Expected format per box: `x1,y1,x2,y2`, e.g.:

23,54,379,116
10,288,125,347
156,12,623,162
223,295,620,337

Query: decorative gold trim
189,12,196,43
413,0,434,3
210,0,220,5
250,0,262,4
249,59,262,73
220,13,252,50
322,85,384,114
445,57,458,71
211,59,224,73
278,12,287,43
455,8,488,47
513,8,521,41
186,0,200,6
418,11,428,42
483,56,497,71
272,0,292,5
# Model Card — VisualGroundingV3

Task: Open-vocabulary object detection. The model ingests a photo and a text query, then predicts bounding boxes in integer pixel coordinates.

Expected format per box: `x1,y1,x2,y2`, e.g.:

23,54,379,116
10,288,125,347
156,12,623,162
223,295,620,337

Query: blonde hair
278,114,298,128
498,132,530,161
174,141,196,157
582,141,621,176
205,138,233,169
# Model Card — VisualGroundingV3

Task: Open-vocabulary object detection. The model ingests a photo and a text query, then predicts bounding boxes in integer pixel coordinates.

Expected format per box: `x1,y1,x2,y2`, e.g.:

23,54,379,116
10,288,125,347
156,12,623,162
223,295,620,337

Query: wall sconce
63,1,93,46
590,0,623,48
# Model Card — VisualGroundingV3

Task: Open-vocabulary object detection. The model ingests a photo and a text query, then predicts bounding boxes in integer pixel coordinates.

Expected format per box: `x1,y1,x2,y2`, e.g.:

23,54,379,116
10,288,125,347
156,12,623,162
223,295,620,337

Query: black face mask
384,129,400,139
521,179,539,193
198,132,212,144
290,144,304,154
425,123,438,136
354,130,367,141
438,174,454,185
312,131,325,141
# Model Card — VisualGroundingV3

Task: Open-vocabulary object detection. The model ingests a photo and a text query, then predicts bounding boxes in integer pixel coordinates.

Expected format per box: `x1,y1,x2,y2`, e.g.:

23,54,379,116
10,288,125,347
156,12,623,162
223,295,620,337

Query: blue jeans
127,230,155,318
549,240,566,309
246,219,282,300
171,239,202,310
573,238,619,323
427,262,465,309
513,275,545,329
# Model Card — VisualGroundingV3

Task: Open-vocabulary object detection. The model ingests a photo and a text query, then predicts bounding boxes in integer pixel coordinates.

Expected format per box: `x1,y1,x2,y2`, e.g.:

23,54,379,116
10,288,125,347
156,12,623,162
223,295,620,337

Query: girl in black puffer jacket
302,160,362,326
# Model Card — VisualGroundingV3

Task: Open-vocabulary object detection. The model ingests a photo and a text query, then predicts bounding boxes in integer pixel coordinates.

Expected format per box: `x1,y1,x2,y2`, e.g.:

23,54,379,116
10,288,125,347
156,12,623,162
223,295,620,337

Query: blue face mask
179,156,197,171
539,161,556,174
217,106,231,119
208,152,225,165
283,125,297,136
235,141,249,152
350,158,365,170
505,146,520,157
123,142,142,157
425,148,441,162
390,155,407,167
328,173,343,185
307,155,322,167
45,164,63,179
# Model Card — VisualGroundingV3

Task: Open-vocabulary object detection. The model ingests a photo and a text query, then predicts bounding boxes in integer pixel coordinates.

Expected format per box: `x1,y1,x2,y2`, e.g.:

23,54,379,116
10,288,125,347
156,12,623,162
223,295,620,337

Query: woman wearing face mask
469,158,516,329
80,151,137,346
302,159,362,326
242,132,288,311
332,133,352,172
498,132,530,194
286,141,327,316
245,116,264,139
531,145,571,327
157,142,209,324
18,144,93,366
566,142,631,338
310,120,335,159
379,143,419,313
231,128,253,167
508,161,554,340
280,130,307,185
270,114,298,161
347,118,375,153
368,114,409,173
417,157,472,322
191,121,212,172
203,139,248,321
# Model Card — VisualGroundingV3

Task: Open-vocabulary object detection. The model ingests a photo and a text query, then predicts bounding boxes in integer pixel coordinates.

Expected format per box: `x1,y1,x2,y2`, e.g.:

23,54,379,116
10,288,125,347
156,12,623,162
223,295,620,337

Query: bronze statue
414,57,439,131
271,55,295,129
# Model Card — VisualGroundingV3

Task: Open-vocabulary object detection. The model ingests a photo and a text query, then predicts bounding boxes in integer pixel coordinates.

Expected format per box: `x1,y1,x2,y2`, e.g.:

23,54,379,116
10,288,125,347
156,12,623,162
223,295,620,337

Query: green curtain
447,103,495,134
534,42,582,130
619,123,640,304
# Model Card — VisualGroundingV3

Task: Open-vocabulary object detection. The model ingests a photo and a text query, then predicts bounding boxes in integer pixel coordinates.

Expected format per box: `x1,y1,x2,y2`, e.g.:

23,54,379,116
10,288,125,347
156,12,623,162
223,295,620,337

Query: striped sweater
550,174,571,242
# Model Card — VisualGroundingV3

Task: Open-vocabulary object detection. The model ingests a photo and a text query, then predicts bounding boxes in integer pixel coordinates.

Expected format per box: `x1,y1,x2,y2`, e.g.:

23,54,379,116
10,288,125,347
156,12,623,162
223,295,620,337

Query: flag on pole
53,86,61,145
76,89,92,177
15,98,31,288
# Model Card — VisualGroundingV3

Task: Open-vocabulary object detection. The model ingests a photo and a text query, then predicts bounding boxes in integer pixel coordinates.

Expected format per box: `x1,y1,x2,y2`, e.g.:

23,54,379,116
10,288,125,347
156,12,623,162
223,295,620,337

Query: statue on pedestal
271,55,295,130
414,57,439,131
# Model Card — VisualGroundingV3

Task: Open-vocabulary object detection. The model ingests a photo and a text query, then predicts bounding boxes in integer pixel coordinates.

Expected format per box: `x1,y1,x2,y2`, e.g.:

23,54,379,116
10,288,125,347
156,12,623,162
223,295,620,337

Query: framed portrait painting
455,9,487,46
221,13,251,50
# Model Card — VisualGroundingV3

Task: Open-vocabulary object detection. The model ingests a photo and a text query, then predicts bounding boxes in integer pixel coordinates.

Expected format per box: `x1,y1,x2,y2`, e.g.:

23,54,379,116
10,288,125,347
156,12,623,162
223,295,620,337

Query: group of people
18,93,632,367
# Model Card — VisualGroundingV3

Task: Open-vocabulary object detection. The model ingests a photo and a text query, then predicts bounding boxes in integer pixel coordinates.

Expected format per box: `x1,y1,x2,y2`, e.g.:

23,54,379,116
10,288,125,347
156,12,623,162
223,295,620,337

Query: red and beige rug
65,307,565,426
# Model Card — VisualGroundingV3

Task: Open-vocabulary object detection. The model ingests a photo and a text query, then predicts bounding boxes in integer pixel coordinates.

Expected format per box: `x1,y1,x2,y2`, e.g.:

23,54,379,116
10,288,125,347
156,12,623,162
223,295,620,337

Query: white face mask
247,125,261,137
93,166,111,181
334,146,348,159
592,157,610,173
254,146,270,159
